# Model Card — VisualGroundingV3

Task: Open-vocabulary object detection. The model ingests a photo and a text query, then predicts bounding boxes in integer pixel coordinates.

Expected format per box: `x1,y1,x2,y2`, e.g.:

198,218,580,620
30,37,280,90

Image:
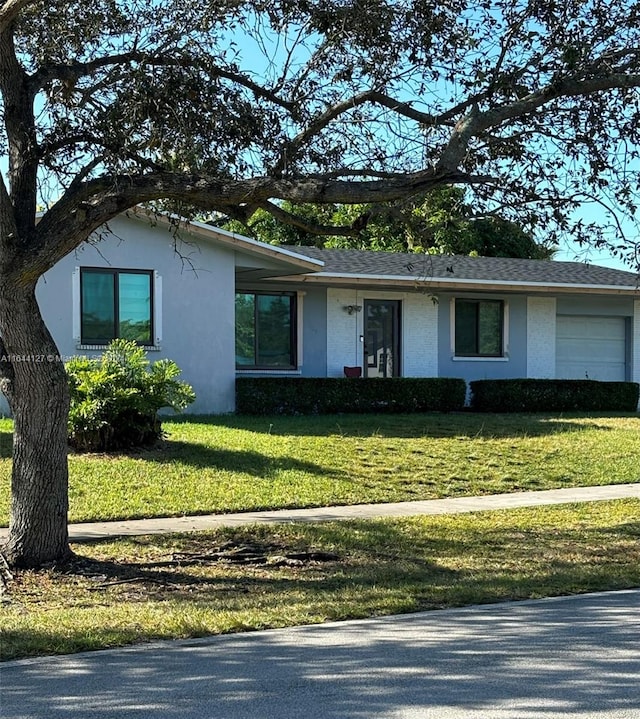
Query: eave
273,272,640,295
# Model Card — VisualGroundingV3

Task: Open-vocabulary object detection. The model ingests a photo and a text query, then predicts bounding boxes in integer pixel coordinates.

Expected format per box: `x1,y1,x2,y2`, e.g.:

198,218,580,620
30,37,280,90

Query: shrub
236,377,466,415
469,378,640,413
66,339,195,451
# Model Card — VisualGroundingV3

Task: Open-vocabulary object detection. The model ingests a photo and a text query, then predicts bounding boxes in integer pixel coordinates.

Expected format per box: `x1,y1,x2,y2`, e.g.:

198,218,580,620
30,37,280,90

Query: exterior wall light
344,304,362,315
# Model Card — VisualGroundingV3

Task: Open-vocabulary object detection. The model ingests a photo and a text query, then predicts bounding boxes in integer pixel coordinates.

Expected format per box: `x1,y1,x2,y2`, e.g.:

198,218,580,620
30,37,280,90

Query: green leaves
227,187,555,258
66,339,195,451
6,0,640,267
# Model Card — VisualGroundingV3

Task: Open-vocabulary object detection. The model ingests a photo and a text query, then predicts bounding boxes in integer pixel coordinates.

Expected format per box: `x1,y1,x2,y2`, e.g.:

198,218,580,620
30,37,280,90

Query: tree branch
0,0,32,34
0,24,37,234
257,200,359,238
273,89,447,175
437,72,640,173
29,166,467,275
30,51,294,110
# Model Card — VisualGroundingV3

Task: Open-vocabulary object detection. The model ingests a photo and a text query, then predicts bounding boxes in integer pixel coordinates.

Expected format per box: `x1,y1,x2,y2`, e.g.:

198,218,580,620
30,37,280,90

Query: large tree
1,0,640,567
224,187,557,258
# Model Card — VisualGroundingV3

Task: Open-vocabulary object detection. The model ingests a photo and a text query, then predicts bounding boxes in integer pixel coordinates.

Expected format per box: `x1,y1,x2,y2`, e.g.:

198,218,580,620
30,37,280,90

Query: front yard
1,412,639,660
2,499,639,660
0,412,639,524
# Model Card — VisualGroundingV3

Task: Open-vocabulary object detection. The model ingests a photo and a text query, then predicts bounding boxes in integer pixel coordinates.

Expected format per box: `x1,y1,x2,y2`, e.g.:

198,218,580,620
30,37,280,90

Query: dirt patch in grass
2,499,639,662
53,538,341,593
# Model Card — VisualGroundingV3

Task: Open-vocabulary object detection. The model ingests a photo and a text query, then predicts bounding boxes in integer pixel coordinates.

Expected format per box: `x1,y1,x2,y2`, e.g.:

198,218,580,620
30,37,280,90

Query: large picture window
236,292,296,368
454,299,504,357
81,268,153,345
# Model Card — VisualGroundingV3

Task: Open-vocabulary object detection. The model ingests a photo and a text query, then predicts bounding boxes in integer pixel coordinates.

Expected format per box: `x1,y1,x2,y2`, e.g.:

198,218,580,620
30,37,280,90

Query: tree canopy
2,0,639,267
2,0,640,566
224,187,557,259
5,0,640,264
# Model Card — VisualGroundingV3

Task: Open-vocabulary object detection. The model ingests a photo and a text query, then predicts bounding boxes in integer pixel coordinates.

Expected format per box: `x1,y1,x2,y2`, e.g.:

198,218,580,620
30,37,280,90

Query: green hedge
470,378,640,413
236,377,466,415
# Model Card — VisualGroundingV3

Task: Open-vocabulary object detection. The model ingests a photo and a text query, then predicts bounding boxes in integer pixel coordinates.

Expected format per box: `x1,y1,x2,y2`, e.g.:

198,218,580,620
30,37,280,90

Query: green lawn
2,499,639,661
0,413,639,524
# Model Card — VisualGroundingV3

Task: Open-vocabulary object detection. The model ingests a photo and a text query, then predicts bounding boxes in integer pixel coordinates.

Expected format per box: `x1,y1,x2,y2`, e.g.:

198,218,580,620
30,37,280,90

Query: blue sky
555,244,630,271
4,12,637,274
552,201,638,271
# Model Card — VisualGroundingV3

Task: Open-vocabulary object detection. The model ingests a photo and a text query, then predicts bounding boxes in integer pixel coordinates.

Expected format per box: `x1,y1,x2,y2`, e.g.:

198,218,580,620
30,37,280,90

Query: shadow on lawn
165,412,628,440
139,439,337,479
0,429,12,459
1,533,458,661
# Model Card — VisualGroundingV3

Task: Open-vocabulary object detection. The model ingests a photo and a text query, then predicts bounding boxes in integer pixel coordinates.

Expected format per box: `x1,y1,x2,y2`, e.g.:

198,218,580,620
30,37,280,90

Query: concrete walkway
3,589,639,718
2,482,637,543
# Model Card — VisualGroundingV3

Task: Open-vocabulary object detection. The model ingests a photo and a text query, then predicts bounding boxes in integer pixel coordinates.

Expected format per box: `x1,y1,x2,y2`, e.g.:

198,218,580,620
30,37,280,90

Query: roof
124,210,639,293
280,247,640,294
126,209,324,279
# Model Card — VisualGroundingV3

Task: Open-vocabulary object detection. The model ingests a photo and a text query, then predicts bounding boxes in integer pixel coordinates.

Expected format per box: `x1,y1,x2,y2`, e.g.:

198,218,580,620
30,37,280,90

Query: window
454,299,504,357
81,268,153,345
235,292,296,368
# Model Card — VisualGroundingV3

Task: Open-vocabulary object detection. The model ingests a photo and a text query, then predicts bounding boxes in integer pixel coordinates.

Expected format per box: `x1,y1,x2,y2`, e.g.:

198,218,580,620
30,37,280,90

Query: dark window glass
235,292,296,368
235,293,256,366
455,299,503,357
81,269,153,345
454,300,478,356
81,271,115,343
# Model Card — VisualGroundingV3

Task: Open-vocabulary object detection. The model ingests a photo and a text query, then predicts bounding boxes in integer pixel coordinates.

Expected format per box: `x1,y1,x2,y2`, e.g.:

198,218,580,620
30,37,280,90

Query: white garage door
556,315,627,381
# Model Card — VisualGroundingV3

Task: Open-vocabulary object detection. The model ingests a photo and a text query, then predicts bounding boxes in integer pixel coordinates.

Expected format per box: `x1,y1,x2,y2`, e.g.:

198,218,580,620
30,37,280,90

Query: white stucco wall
526,296,557,378
24,214,237,415
633,300,640,385
402,292,439,376
326,288,438,378
326,288,363,376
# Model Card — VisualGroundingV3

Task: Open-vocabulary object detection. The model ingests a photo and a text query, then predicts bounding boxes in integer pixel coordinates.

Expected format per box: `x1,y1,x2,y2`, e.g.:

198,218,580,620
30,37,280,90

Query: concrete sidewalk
2,482,637,543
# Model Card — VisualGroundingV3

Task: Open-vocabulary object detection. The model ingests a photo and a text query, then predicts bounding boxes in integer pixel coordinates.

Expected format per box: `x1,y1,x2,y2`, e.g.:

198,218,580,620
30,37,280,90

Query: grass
2,499,639,661
0,412,639,524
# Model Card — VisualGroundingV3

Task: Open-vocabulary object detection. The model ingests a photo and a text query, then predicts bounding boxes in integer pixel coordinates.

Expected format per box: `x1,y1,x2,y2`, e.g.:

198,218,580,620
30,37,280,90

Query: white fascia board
286,272,640,294
196,224,325,270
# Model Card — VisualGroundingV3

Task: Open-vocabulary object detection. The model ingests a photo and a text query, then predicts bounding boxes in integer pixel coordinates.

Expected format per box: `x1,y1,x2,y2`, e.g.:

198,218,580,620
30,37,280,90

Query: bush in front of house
236,376,466,415
469,378,640,412
66,339,196,451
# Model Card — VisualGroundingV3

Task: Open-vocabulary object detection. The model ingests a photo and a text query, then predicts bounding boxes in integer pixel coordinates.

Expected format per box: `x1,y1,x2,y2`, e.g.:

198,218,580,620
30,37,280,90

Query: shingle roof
290,247,640,288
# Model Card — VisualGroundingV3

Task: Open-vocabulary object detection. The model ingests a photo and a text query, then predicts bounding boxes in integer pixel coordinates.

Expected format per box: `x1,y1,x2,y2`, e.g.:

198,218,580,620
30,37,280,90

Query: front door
364,300,401,378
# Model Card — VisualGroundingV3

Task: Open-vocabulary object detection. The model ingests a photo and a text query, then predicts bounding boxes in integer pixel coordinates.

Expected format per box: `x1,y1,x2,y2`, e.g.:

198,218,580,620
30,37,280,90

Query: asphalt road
1,589,639,719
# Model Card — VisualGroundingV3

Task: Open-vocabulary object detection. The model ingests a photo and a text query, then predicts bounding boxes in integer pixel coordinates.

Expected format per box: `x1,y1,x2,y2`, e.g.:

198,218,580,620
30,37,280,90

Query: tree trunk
0,284,71,567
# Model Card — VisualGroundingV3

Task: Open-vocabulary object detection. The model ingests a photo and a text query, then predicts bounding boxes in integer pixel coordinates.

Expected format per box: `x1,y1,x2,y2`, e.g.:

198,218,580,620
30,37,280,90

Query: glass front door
364,300,401,378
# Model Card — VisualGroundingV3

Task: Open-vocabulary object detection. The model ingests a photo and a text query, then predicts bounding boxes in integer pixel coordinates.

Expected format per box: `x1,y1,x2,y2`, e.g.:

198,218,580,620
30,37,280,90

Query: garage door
556,316,627,381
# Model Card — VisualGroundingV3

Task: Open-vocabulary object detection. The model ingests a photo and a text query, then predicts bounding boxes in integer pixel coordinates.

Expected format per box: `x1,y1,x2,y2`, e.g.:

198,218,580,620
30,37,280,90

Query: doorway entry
363,300,401,378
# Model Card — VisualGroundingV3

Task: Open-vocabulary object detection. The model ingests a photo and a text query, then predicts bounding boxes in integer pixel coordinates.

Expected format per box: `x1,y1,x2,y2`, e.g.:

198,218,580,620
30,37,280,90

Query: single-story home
3,210,639,415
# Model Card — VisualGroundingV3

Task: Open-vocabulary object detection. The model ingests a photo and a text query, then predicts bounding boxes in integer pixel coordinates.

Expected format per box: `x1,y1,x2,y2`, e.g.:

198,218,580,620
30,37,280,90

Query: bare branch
438,72,640,172
273,90,446,175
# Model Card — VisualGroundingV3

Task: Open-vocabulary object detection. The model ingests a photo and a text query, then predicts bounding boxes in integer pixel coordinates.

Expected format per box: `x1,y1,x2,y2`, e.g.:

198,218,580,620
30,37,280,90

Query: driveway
2,589,639,719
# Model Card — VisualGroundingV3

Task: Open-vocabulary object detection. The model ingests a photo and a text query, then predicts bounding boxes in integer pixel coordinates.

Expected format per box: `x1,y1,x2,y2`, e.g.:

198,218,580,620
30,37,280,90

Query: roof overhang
274,271,640,295
123,210,639,292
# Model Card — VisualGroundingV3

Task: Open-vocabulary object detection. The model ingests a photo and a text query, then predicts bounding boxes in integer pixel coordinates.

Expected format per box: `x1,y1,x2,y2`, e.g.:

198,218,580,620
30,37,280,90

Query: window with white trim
74,267,162,347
